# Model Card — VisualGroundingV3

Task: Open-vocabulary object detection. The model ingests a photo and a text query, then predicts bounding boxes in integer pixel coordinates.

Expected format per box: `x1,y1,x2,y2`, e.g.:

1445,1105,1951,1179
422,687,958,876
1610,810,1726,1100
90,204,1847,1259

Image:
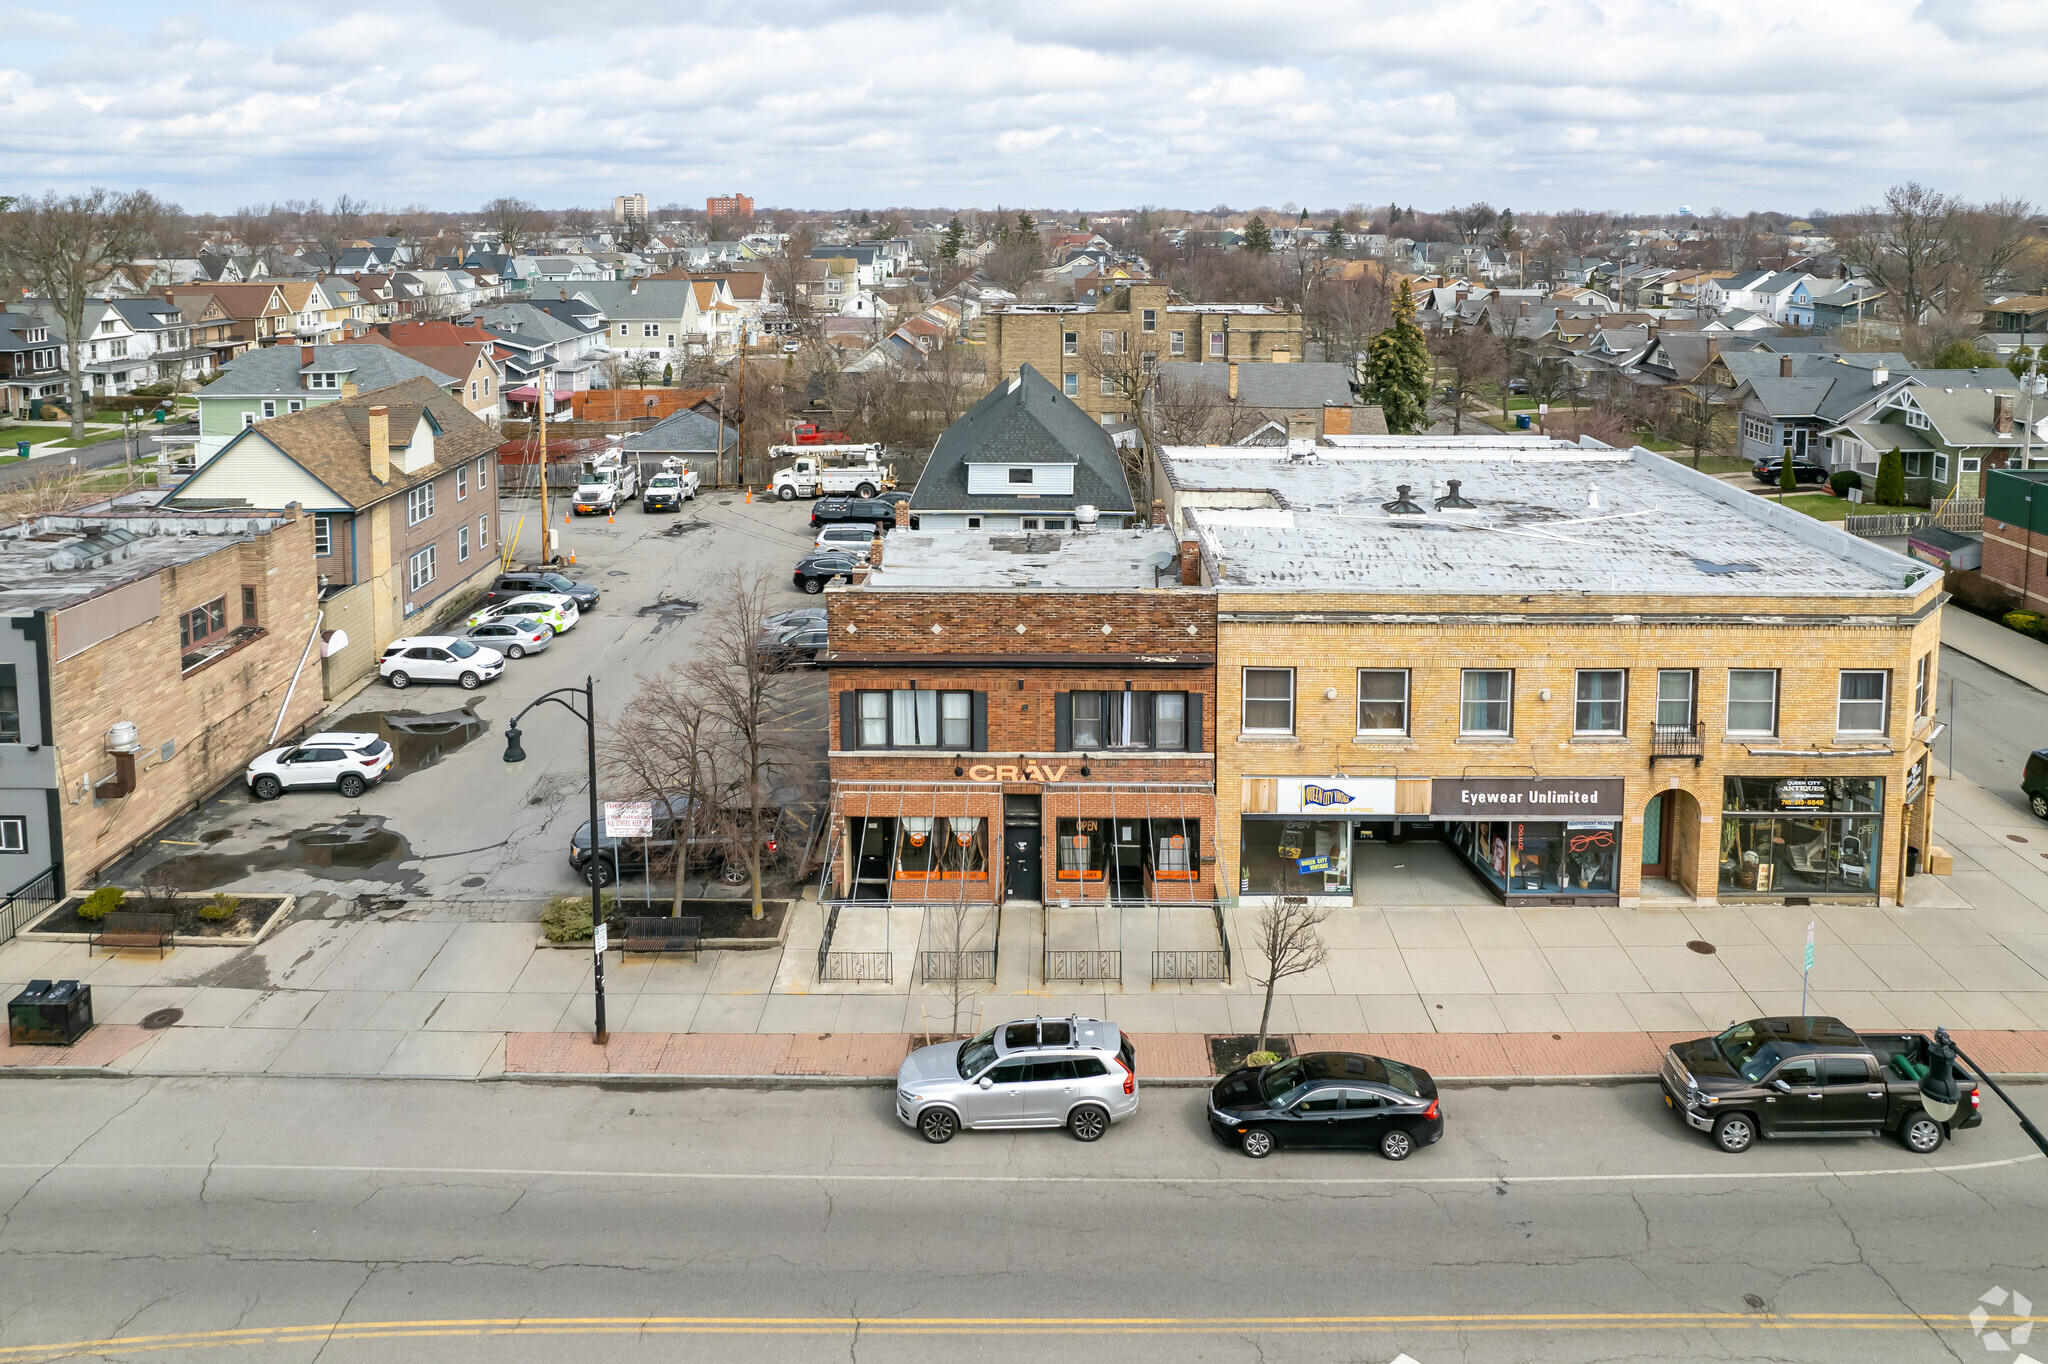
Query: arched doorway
1642,789,1702,898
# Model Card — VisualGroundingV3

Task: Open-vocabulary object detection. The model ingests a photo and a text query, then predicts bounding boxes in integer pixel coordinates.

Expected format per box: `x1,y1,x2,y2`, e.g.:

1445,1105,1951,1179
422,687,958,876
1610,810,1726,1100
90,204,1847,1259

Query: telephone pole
535,371,553,565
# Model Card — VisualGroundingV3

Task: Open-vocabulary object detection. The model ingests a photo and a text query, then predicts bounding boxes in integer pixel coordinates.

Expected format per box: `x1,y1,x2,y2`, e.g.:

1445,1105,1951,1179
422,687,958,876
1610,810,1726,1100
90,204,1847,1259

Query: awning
506,386,573,402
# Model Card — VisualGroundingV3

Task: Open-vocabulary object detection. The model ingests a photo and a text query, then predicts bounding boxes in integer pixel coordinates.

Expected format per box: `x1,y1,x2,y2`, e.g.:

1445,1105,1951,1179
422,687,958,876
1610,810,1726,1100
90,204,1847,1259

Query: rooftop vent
1434,479,1477,510
1074,504,1099,527
1381,484,1428,517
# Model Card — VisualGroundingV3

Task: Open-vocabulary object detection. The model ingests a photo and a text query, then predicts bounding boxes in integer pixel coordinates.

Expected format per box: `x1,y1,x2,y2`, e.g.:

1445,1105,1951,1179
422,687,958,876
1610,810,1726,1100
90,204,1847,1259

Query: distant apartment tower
613,194,648,224
706,193,754,220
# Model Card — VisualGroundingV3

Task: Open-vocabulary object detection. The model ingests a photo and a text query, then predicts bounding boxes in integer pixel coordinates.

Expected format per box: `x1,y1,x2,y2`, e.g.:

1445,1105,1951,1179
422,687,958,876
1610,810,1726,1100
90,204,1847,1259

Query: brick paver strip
0,1024,149,1069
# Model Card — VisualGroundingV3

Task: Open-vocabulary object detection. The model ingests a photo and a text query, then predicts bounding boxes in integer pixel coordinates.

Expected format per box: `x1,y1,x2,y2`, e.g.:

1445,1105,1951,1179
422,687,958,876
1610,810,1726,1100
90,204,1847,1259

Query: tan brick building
1159,436,1944,910
983,282,1305,425
0,510,323,891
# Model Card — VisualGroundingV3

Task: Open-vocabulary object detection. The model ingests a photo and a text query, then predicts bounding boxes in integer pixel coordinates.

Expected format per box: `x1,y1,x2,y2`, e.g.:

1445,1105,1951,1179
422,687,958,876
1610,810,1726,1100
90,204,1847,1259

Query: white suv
246,731,394,800
895,1016,1138,1144
380,636,505,690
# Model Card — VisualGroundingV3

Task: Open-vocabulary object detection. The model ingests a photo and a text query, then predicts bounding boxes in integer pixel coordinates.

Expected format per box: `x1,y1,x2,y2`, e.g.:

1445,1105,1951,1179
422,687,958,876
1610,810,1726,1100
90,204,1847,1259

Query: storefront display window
1446,819,1617,896
1152,823,1198,881
940,817,987,879
1240,820,1352,896
896,816,939,879
1056,818,1103,882
1720,776,1883,896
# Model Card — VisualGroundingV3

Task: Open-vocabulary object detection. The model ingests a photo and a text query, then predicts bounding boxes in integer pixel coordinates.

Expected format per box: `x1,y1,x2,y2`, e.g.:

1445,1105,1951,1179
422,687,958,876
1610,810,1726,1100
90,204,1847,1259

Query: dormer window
307,372,340,390
1905,408,1930,430
1008,467,1034,485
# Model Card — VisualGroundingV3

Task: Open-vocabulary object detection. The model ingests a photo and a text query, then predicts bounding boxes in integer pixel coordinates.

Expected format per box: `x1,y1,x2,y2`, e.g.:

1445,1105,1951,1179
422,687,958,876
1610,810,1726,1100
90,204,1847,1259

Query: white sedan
467,593,578,635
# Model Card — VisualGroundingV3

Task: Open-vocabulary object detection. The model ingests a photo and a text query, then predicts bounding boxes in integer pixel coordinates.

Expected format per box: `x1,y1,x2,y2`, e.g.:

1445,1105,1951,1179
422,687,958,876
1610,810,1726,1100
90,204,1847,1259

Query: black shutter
839,691,857,750
971,692,988,751
1054,692,1072,751
1187,693,1203,752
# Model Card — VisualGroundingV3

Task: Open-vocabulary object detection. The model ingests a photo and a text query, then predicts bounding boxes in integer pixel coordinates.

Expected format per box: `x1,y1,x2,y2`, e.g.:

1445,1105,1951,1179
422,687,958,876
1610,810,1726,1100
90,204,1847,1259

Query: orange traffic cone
745,488,753,504
567,550,577,565
563,511,570,524
606,512,614,525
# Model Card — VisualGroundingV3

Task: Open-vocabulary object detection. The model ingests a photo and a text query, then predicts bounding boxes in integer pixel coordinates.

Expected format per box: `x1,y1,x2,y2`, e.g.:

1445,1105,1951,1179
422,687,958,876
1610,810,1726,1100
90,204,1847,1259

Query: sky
3,0,2045,217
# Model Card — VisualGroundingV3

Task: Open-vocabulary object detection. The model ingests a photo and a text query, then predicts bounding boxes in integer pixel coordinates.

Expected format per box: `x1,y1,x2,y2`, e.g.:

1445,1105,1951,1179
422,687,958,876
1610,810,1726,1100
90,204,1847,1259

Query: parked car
1659,1016,1982,1154
781,339,802,353
793,550,863,594
246,731,394,800
567,786,800,887
379,636,505,690
2024,748,2048,820
481,571,600,612
1208,1051,1442,1160
760,606,826,637
760,621,828,668
815,522,884,553
467,593,578,635
1507,377,1532,395
810,496,898,530
464,617,552,659
643,468,700,512
1751,458,1830,486
895,1016,1138,1144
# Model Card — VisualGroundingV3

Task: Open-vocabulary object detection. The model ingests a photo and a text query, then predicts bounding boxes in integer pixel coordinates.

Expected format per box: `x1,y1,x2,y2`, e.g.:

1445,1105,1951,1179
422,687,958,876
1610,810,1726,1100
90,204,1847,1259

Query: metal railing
1650,721,1704,766
1152,949,1230,983
1045,949,1122,982
820,951,893,983
920,949,995,982
0,867,58,948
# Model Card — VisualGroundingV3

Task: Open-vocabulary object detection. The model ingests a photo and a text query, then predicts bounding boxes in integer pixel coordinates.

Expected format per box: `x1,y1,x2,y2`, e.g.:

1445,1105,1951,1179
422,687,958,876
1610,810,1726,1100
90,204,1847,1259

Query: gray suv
896,1016,1138,1144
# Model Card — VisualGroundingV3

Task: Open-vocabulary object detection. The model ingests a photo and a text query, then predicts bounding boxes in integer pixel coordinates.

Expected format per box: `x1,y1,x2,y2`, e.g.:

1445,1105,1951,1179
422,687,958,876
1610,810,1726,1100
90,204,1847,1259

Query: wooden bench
90,911,174,958
617,916,702,961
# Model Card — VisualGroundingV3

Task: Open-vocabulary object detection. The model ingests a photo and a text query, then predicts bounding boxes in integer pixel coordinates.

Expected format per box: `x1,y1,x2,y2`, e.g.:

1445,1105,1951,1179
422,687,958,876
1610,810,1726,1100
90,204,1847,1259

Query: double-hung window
1655,669,1695,729
1062,331,1078,356
1243,668,1293,733
457,525,471,562
312,516,332,557
456,464,469,500
407,545,436,593
854,689,972,748
1067,691,1191,750
476,456,488,488
1063,372,1078,396
1838,670,1888,734
406,483,434,525
1914,654,1930,715
1169,330,1185,355
1356,670,1409,735
1140,308,1157,332
1208,330,1226,357
1460,669,1512,735
1099,331,1118,355
1727,669,1779,735
1574,669,1626,734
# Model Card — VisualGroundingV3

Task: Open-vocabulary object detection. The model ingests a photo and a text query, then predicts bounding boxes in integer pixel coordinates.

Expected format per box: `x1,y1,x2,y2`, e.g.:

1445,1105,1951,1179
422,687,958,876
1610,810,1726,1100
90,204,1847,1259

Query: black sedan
1751,458,1829,486
810,496,899,530
481,570,600,612
793,550,863,594
760,622,828,668
1208,1051,1442,1160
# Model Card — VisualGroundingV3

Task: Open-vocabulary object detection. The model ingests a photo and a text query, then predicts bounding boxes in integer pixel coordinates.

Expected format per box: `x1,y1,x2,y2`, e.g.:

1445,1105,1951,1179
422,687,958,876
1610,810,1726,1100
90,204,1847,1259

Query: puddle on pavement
146,815,421,892
200,829,232,844
324,706,489,778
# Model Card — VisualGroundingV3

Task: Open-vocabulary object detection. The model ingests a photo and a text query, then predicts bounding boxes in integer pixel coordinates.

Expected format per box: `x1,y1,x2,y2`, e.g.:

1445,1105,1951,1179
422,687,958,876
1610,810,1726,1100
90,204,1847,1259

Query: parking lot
100,489,831,912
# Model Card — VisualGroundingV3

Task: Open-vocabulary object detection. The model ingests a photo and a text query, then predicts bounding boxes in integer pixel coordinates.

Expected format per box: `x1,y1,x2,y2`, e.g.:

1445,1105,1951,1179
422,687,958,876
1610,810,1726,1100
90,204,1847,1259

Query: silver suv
896,1016,1138,1144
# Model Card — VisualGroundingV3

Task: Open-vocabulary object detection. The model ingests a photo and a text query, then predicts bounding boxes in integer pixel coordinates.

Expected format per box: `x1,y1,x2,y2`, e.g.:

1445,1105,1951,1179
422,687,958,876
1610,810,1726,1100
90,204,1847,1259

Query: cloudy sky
4,0,2044,215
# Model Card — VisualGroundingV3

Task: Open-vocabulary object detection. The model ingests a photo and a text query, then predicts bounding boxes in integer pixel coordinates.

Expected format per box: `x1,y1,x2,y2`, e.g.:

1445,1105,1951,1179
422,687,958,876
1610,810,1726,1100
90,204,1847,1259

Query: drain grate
1686,939,1717,955
140,1007,183,1030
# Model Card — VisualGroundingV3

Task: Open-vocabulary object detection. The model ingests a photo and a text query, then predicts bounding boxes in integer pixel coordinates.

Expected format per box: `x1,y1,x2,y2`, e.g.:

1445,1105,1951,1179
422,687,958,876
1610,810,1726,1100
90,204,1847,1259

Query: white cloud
0,0,2041,211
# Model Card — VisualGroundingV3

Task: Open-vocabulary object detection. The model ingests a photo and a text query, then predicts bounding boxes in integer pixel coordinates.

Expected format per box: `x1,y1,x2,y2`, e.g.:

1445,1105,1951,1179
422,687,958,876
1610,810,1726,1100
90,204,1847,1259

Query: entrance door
1641,794,1665,878
1004,795,1043,902
1110,819,1145,901
852,817,894,900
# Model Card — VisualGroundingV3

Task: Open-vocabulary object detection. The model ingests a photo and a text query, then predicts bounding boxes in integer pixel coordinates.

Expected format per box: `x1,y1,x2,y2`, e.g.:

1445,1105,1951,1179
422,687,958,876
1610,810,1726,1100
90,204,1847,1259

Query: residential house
1727,352,1914,468
620,407,741,481
106,296,210,386
474,298,610,407
165,377,504,696
809,244,890,288
0,508,324,892
1826,375,2043,503
1148,361,1381,444
906,363,1136,533
166,291,247,373
27,300,142,399
0,313,66,416
1789,280,1885,333
1983,296,2048,355
574,278,737,365
338,320,505,423
194,342,462,458
193,282,297,351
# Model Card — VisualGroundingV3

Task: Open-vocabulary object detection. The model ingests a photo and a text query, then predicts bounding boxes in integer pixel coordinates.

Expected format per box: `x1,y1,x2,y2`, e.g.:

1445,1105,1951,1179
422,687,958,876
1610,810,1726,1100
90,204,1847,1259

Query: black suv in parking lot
481,570,600,611
810,496,899,530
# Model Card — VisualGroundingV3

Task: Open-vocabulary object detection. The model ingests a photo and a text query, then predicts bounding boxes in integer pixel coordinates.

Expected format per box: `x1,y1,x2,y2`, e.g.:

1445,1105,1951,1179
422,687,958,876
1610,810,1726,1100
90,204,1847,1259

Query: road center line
0,1152,2036,1187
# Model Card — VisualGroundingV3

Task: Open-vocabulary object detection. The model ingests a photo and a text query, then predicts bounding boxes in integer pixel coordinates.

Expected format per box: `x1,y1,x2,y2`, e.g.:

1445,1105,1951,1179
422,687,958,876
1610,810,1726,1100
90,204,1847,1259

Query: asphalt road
1,1076,2042,1363
1936,643,2046,819
0,420,192,490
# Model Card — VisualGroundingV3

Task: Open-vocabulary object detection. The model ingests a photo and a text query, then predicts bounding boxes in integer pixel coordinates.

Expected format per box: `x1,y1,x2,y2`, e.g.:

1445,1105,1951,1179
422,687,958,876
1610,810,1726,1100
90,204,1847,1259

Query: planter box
21,893,294,948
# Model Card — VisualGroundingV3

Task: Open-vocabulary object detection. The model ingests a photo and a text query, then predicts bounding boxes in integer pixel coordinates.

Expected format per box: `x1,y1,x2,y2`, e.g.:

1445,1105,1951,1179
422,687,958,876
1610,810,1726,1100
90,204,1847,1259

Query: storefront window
897,816,938,879
1056,818,1104,882
1240,820,1351,896
1720,776,1884,895
941,817,987,879
1152,823,1198,881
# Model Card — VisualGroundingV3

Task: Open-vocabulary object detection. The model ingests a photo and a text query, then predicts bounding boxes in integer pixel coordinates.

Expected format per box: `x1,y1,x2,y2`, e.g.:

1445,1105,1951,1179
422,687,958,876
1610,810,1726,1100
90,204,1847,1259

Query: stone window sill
1567,735,1631,744
1455,735,1516,744
1235,733,1301,744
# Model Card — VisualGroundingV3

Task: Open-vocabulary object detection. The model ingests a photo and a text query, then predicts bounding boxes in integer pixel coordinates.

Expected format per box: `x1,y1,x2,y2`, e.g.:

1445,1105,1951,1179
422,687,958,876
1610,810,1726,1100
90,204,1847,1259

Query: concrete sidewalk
1943,609,2048,694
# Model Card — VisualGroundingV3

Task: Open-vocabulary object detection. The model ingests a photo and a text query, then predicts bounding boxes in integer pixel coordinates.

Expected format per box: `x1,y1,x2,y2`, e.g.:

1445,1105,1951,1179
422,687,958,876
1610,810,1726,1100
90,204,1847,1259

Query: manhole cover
718,498,735,505
1686,940,1718,955
1744,1293,1768,1312
140,1008,183,1031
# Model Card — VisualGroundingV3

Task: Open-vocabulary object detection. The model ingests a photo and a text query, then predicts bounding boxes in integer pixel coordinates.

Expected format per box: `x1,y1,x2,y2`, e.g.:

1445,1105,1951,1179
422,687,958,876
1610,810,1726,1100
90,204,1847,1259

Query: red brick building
822,525,1216,917
705,193,754,220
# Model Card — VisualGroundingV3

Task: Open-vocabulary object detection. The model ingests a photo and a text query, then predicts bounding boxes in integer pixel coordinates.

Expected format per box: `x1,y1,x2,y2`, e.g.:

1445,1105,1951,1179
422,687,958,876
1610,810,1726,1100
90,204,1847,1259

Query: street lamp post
502,675,609,1043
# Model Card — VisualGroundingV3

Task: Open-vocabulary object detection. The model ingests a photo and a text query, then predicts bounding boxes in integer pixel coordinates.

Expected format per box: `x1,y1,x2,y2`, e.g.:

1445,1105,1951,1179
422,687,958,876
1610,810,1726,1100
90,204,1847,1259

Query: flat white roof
1161,442,1931,599
861,527,1183,590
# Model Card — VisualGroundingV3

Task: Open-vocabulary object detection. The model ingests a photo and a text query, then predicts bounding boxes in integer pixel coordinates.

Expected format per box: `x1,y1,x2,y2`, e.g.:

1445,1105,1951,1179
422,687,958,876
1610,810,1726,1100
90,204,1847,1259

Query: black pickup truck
1660,1016,1980,1154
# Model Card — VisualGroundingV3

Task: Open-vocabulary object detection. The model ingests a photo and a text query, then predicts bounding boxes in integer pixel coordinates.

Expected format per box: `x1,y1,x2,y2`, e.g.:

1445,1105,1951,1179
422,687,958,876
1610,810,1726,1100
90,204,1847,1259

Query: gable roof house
106,295,211,385
195,342,462,457
475,298,611,405
1727,352,1915,469
620,407,740,475
1147,361,1383,444
165,377,504,695
25,298,144,398
339,319,506,423
1825,374,2043,505
907,363,1137,533
0,312,66,415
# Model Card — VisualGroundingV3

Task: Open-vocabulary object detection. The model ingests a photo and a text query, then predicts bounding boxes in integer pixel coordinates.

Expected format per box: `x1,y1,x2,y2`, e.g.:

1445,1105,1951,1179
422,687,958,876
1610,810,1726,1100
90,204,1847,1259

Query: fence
1045,949,1122,982
1844,498,1984,538
1151,949,1230,983
819,951,893,983
920,949,995,982
0,867,58,948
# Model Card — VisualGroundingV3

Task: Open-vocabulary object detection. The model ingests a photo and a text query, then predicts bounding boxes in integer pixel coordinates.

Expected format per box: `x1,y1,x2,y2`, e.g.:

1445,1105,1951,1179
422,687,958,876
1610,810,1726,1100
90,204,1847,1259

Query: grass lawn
1775,493,1852,522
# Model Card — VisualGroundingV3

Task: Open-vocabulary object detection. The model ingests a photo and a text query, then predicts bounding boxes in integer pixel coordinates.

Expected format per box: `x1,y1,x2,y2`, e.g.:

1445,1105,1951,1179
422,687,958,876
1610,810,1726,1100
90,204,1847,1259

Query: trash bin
1906,845,1920,877
14,441,26,460
8,979,95,1046
27,398,41,421
1515,412,1532,430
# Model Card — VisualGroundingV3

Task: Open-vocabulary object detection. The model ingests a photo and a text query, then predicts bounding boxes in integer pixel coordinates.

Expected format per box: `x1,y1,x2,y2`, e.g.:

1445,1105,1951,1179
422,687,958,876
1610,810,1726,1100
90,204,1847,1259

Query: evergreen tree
1243,215,1274,254
1932,339,1997,370
940,215,964,262
662,362,673,385
858,210,870,225
1876,446,1905,505
1365,279,1433,433
1780,453,1797,495
1017,211,1036,236
1326,220,1347,253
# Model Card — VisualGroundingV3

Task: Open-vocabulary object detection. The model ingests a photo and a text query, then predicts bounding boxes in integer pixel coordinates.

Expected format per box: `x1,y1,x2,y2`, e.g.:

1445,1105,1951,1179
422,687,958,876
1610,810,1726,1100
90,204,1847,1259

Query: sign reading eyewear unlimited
1431,776,1625,820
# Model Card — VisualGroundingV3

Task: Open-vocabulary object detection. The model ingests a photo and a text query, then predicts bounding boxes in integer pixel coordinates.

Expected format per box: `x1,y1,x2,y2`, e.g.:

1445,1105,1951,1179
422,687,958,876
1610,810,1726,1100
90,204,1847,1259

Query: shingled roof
909,363,1134,515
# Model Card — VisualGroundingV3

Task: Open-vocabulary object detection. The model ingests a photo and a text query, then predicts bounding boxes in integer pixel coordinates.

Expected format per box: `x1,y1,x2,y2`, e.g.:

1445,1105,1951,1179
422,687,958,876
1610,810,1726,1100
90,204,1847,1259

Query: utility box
8,980,95,1046
1925,846,1954,876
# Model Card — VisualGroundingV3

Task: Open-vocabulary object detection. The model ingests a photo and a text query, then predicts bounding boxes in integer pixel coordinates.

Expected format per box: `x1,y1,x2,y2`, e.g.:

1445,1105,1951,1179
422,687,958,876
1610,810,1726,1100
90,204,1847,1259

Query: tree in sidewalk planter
1364,280,1432,434
1876,446,1906,505
1249,896,1331,1058
543,892,616,942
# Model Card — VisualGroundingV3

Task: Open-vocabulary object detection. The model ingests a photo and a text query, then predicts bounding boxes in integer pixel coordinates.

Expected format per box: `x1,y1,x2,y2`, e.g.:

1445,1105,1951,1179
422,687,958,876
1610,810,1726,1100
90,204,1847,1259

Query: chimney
1871,365,1888,387
868,530,885,570
368,405,391,481
341,379,357,397
1286,412,1319,444
300,344,315,367
1779,354,1793,378
559,288,567,300
1993,392,2015,435
893,500,910,529
1518,302,1530,318
1150,498,1166,528
1227,362,1239,400
1179,537,1201,586
630,279,639,295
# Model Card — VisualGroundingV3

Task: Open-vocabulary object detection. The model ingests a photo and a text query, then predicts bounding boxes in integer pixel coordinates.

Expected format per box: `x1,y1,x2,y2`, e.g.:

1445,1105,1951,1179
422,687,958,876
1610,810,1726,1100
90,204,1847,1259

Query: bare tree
1077,329,1159,499
1551,209,1609,261
1836,182,1963,326
482,196,541,255
0,188,163,438
1249,896,1330,1056
923,883,993,1039
1955,196,2038,294
1428,323,1505,434
307,193,367,273
1148,368,1269,448
1307,268,1393,364
687,572,792,919
601,668,725,916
